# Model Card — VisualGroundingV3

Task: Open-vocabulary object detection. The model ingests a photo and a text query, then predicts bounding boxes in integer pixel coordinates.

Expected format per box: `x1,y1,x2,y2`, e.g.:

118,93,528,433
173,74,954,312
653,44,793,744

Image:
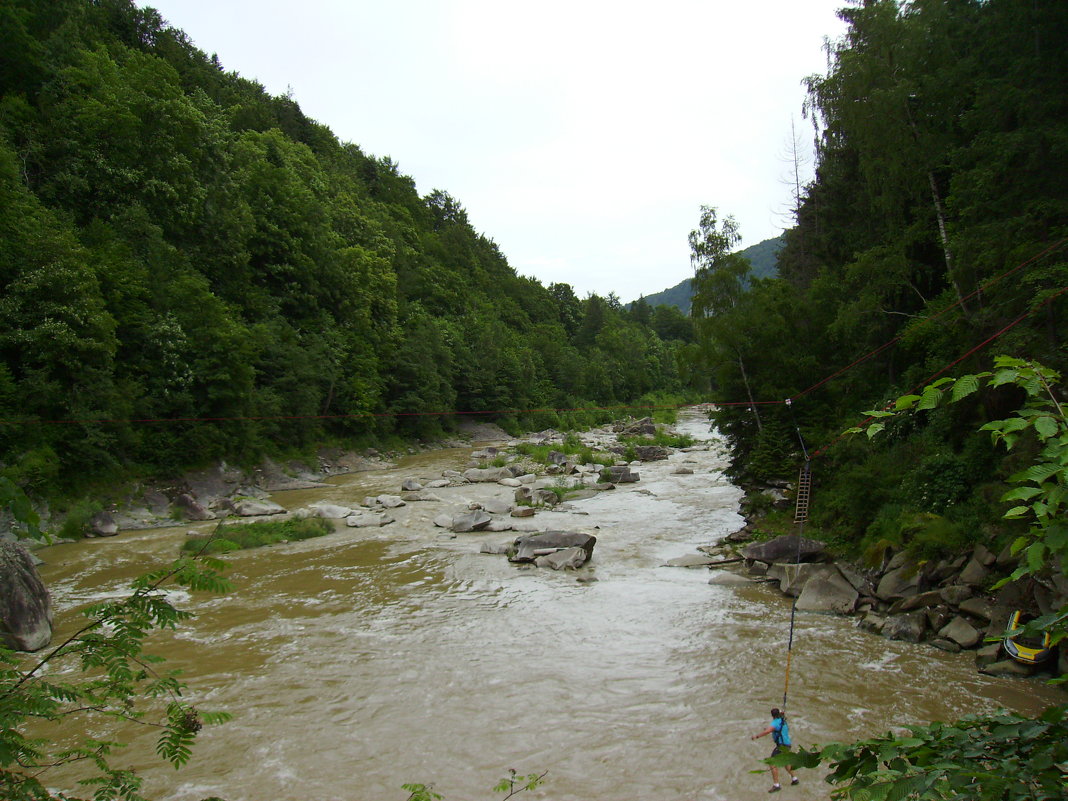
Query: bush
899,449,973,514
513,440,614,468
619,430,695,449
56,497,103,539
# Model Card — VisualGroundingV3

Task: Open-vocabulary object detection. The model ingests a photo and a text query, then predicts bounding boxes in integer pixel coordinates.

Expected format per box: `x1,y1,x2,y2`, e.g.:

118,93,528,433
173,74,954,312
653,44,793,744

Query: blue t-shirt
771,717,791,746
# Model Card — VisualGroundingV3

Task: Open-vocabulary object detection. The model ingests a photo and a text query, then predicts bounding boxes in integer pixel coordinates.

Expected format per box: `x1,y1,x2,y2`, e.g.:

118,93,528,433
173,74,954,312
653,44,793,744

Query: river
34,410,1063,800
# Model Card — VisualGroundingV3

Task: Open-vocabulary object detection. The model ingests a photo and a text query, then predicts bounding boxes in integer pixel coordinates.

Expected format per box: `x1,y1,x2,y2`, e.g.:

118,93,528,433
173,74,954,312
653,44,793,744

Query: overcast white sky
142,0,847,302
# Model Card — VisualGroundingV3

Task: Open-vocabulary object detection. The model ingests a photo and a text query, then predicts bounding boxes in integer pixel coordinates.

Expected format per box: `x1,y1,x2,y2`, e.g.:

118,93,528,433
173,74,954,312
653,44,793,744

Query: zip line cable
0,400,776,427
789,238,1068,402
812,283,1068,458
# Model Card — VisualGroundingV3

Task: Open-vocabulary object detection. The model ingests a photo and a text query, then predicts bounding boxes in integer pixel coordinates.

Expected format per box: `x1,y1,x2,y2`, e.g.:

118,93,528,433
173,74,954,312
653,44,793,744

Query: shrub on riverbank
182,518,332,554
513,436,615,468
619,430,695,449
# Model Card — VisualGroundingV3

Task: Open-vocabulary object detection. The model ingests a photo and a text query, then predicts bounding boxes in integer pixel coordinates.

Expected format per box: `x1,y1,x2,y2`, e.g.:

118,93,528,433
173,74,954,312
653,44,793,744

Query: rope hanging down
780,399,812,714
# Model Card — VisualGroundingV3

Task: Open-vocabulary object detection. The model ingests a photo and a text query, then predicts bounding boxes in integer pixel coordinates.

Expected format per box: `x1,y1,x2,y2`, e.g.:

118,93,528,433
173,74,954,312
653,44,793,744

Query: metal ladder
794,463,812,524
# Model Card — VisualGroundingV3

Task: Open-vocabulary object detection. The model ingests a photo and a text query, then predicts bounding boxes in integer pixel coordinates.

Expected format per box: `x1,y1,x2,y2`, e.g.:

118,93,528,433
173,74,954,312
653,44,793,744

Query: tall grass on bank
182,517,333,554
619,430,695,449
514,434,616,468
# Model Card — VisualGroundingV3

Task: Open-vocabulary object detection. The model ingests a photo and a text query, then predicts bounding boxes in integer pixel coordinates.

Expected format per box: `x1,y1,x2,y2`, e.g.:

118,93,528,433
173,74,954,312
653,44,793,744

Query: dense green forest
692,0,1068,561
0,0,696,499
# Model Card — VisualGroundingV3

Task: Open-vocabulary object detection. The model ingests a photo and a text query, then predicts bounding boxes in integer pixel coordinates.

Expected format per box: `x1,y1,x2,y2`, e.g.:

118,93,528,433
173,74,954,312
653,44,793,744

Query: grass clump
513,438,614,468
182,517,333,554
619,430,694,449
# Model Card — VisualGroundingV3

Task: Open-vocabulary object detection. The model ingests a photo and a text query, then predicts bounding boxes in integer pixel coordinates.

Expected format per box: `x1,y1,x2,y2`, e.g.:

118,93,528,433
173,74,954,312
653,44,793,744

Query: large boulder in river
463,467,514,483
742,535,827,565
346,511,393,528
883,611,928,643
633,445,670,461
535,547,588,570
511,531,596,564
310,502,354,519
938,616,981,649
620,417,656,437
174,493,215,521
451,510,492,533
0,540,53,651
796,571,859,614
775,563,837,596
88,511,119,537
605,465,639,484
876,564,922,602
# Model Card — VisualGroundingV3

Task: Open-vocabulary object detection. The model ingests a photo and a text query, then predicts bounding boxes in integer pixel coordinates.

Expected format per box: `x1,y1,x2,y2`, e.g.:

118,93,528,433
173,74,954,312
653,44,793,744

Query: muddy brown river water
34,411,1063,800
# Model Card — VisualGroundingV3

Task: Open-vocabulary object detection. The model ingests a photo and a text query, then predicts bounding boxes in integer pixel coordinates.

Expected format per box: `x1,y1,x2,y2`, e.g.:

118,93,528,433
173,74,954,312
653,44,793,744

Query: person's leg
769,748,782,791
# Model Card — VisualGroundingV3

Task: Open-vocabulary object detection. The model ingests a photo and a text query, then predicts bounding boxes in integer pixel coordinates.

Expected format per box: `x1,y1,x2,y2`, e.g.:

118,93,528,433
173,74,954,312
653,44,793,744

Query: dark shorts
771,744,792,757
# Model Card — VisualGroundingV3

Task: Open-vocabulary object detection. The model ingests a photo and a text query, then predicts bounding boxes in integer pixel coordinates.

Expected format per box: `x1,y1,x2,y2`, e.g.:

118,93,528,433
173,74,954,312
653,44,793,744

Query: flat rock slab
345,512,393,528
311,503,354,519
980,659,1034,678
662,554,715,568
481,498,513,515
709,572,751,586
566,489,600,501
742,535,827,564
232,499,287,517
401,491,445,502
535,547,588,570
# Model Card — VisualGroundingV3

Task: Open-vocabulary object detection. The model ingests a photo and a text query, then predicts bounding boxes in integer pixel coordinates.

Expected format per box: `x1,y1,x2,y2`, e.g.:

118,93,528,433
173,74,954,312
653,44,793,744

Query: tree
688,206,763,429
0,482,232,801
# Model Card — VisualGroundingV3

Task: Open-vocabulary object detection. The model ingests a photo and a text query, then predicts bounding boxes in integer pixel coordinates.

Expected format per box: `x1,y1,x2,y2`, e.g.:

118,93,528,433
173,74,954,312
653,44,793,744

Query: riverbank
699,485,1068,680
6,417,516,542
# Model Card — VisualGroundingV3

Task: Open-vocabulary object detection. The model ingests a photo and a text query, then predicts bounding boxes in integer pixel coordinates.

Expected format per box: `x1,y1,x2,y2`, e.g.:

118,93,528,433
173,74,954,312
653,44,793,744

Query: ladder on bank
794,463,812,524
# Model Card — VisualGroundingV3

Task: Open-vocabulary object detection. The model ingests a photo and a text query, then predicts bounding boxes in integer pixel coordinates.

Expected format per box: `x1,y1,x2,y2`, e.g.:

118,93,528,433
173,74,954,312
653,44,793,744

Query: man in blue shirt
751,708,799,792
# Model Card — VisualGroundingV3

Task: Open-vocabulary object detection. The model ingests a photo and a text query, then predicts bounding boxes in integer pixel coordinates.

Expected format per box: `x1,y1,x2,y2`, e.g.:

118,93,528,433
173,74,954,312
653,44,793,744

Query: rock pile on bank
712,533,1068,678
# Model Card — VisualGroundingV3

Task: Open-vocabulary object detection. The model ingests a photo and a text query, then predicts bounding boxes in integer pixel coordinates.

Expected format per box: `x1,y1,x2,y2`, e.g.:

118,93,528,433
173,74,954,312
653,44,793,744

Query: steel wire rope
0,400,780,428
811,283,1068,458
790,238,1068,402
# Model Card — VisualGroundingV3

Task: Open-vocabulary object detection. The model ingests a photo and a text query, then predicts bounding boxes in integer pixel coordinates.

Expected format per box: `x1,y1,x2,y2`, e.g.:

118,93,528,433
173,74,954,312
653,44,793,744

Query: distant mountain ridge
634,234,784,313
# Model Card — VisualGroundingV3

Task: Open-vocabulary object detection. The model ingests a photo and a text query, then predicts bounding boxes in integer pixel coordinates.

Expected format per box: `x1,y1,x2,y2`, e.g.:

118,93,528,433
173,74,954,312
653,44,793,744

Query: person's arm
751,725,774,740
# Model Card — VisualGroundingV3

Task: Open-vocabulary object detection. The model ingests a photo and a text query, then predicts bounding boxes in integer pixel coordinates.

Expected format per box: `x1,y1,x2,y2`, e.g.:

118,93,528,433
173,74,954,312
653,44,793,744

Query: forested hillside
633,235,784,314
692,0,1068,560
0,0,694,498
